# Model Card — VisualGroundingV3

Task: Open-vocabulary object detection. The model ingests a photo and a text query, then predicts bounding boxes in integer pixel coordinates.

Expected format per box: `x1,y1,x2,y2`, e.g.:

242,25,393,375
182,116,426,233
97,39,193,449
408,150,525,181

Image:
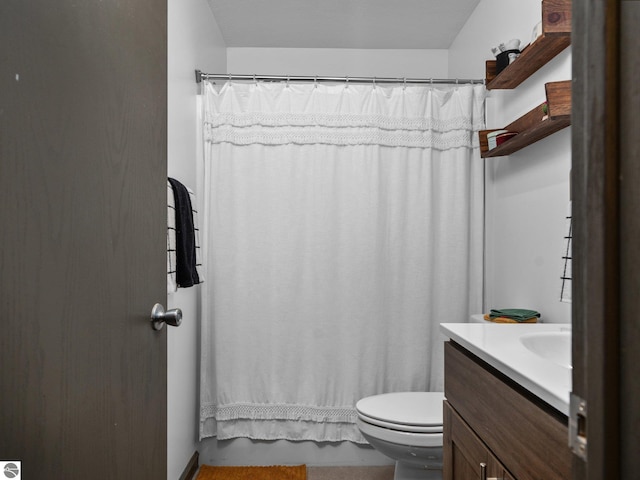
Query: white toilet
356,392,444,480
355,314,494,480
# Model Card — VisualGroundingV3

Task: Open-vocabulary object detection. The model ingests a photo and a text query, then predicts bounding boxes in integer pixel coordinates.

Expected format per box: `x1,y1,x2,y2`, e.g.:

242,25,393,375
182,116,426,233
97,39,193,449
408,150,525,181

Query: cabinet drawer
444,341,570,480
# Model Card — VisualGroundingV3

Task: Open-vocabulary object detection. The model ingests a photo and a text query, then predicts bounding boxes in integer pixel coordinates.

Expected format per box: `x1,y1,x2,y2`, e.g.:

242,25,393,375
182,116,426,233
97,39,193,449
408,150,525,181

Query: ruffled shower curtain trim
203,82,485,149
214,419,365,444
201,403,363,443
205,125,478,150
205,403,358,423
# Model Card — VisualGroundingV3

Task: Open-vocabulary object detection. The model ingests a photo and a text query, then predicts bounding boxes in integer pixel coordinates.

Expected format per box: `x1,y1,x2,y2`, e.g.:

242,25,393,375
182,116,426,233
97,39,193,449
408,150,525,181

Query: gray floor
307,466,395,480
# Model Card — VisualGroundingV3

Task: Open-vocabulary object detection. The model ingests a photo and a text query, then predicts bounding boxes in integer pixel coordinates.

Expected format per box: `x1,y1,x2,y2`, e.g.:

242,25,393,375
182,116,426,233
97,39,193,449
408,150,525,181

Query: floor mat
196,465,306,480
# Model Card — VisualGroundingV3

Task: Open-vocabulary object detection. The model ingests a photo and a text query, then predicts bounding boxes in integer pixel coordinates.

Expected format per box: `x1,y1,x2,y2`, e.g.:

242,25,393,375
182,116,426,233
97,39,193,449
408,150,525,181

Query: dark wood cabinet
443,341,571,480
444,401,511,479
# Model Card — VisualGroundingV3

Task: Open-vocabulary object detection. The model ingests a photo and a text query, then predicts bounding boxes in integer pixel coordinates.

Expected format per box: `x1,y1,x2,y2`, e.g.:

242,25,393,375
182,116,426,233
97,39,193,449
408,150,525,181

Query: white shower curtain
199,81,485,443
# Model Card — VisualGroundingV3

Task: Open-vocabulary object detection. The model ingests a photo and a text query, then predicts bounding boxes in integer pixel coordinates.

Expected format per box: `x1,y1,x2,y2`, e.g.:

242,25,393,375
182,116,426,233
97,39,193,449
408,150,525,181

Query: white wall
227,47,449,78
449,0,572,324
167,0,226,478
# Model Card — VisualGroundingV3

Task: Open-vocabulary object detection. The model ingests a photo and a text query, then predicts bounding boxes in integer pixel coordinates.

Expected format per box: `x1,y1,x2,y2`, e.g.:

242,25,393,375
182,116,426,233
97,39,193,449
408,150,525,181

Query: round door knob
151,303,182,331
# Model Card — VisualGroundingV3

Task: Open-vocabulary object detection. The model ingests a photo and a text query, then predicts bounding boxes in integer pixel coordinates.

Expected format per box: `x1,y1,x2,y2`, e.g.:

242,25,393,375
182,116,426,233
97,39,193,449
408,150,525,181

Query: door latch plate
569,392,587,461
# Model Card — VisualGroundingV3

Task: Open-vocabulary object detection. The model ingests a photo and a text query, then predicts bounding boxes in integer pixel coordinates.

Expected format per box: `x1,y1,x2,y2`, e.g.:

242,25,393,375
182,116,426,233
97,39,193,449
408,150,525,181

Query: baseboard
178,451,199,480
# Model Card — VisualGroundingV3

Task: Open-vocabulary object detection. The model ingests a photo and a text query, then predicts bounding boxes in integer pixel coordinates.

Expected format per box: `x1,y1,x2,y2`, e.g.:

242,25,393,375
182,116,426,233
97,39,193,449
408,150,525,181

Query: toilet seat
357,411,442,433
355,392,444,434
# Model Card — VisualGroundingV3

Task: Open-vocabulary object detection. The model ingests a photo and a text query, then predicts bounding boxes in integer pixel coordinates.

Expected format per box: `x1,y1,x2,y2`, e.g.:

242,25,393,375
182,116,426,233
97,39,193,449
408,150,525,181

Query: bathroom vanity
440,324,572,480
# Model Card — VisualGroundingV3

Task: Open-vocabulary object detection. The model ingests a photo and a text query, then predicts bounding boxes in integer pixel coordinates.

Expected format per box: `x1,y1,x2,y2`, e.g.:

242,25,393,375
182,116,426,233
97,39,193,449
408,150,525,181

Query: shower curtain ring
253,74,257,85
403,77,407,90
314,76,318,88
345,76,349,89
373,77,376,89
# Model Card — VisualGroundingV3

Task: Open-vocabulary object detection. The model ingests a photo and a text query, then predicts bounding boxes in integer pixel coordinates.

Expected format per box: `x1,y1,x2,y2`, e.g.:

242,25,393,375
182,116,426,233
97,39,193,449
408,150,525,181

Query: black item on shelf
495,49,521,75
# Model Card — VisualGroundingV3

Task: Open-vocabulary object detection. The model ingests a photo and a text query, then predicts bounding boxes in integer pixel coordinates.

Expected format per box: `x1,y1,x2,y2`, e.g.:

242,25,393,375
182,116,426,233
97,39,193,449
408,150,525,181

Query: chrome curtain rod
195,70,485,86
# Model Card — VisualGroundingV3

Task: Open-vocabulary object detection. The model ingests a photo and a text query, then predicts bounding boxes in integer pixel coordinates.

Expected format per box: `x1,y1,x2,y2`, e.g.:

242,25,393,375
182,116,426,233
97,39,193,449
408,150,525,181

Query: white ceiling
206,0,481,49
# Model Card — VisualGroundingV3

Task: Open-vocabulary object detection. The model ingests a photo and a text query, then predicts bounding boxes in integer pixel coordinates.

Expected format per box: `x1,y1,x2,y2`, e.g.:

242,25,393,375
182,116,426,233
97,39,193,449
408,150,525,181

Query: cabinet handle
479,462,503,480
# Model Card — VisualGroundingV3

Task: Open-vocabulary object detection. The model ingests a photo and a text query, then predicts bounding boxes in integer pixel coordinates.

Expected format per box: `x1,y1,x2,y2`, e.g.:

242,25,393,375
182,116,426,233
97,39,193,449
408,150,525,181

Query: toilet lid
355,392,444,433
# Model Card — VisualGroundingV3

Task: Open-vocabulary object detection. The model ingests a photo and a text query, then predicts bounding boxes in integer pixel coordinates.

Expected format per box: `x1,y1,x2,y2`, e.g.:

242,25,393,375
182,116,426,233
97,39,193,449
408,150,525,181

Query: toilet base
358,427,443,480
394,461,442,480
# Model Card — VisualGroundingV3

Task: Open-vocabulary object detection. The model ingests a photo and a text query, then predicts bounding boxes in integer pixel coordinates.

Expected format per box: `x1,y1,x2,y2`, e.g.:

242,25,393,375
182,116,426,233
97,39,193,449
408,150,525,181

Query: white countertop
440,322,572,416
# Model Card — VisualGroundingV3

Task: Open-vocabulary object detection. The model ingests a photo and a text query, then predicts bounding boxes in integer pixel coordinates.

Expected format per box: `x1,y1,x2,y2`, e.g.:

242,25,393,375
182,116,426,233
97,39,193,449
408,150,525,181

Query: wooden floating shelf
479,80,571,158
486,0,571,90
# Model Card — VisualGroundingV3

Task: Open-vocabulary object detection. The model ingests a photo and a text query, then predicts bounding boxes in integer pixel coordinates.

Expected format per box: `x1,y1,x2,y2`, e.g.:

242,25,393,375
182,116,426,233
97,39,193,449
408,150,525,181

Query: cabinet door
444,401,512,480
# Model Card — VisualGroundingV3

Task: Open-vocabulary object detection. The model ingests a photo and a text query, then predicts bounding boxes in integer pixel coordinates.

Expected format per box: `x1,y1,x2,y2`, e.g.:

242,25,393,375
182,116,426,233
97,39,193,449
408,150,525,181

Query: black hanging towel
168,177,201,287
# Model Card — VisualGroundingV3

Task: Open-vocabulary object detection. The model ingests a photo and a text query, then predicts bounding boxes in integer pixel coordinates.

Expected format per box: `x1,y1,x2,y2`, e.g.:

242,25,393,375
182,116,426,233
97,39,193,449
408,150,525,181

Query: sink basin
519,331,571,369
